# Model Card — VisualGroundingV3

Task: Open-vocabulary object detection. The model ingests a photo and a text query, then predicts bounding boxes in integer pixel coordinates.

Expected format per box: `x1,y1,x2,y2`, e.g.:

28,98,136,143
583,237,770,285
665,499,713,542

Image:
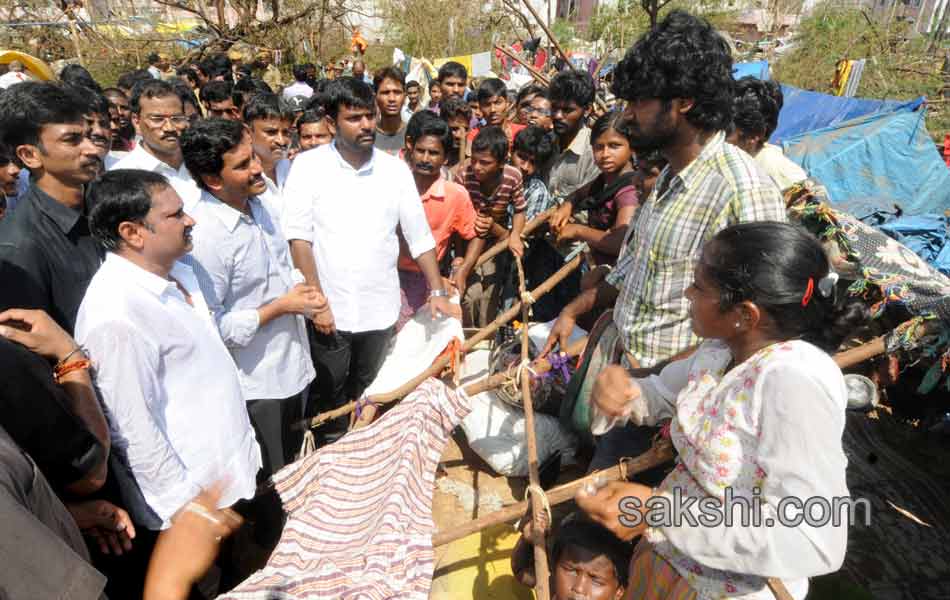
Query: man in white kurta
76,169,260,530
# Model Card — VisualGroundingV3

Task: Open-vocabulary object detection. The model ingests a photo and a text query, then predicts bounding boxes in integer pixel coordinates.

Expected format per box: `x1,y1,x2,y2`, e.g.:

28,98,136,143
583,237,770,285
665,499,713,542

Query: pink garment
219,378,471,600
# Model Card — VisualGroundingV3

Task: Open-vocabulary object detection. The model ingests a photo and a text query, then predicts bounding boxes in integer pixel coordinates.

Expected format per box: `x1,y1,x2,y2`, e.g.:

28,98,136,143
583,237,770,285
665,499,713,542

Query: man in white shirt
0,60,32,90
111,80,201,211
243,93,293,222
281,64,314,100
283,77,457,435
77,169,261,530
181,118,321,476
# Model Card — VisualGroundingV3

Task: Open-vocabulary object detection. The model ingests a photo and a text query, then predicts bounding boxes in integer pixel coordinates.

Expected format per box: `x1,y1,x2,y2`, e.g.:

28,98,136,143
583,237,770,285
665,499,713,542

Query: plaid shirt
605,132,786,367
463,163,526,234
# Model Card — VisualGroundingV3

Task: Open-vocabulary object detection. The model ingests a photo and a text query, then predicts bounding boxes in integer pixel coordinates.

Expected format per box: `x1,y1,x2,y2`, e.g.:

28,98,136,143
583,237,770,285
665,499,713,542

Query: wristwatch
429,289,449,298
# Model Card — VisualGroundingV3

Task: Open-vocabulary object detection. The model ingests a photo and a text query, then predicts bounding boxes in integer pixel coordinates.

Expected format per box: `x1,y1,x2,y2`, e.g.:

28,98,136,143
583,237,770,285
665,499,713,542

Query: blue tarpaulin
771,85,925,143
782,108,949,217
733,60,769,80
878,215,950,276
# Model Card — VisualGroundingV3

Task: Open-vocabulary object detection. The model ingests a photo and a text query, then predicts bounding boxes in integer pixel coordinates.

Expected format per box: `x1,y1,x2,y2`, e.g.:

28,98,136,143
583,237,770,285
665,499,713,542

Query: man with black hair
515,83,547,125
546,69,599,199
352,59,372,85
104,87,136,152
527,89,554,131
0,82,103,331
297,108,334,152
467,78,525,148
181,120,319,476
284,64,314,100
147,52,162,79
727,76,806,191
78,168,261,531
116,69,154,97
200,80,242,120
282,77,456,435
0,143,21,216
401,79,422,121
373,67,407,155
398,113,478,321
242,93,294,220
112,79,201,211
440,97,471,174
437,61,468,101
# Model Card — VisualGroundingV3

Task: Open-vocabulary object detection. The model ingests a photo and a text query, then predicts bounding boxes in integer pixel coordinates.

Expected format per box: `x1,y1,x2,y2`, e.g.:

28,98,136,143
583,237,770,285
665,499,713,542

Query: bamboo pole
515,257,550,600
495,44,551,85
65,8,85,67
433,438,676,546
475,206,554,268
293,254,584,431
519,0,571,67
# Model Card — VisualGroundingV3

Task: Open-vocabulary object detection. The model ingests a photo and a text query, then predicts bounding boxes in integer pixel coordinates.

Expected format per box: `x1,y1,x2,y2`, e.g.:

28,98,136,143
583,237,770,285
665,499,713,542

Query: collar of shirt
198,190,259,233
123,144,188,179
421,177,446,203
654,131,726,198
103,251,192,301
28,184,84,235
564,126,591,157
330,140,376,176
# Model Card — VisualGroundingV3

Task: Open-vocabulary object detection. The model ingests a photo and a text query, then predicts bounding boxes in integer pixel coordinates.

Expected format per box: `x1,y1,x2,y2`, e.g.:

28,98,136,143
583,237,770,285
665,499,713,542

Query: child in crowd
467,78,526,148
511,125,577,322
583,222,861,600
440,97,472,178
296,107,334,153
515,84,547,125
396,113,478,328
550,111,639,264
512,514,630,600
457,126,526,326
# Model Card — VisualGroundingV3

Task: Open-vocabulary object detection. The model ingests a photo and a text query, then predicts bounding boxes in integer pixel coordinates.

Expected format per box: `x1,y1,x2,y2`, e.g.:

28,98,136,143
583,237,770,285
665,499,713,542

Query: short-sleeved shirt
0,425,107,599
0,184,102,333
579,173,640,231
466,121,526,146
0,338,104,490
398,177,477,272
462,163,526,234
545,126,600,200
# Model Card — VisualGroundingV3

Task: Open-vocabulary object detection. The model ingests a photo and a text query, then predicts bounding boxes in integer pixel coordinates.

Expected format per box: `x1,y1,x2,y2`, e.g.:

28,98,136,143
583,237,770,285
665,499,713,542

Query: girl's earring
734,322,741,329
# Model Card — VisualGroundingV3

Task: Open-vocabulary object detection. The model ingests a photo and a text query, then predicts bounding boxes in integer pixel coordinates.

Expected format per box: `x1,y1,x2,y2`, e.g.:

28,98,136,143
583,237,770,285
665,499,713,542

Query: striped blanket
220,378,471,599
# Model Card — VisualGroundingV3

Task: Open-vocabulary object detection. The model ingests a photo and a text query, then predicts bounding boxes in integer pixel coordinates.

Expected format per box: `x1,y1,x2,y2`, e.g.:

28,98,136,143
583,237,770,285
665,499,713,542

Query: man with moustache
112,79,201,211
103,87,136,152
181,119,319,477
545,69,600,200
77,168,261,531
0,82,104,332
243,93,294,223
283,77,457,436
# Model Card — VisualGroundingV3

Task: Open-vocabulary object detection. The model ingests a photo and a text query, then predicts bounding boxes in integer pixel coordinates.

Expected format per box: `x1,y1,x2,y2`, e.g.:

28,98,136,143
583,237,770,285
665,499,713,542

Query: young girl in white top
577,221,867,600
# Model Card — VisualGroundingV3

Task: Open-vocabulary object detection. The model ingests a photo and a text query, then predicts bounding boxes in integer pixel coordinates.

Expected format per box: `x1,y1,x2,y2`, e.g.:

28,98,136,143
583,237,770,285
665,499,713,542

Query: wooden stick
433,439,675,547
294,254,584,430
475,207,554,268
519,0,571,68
495,44,551,85
515,257,551,600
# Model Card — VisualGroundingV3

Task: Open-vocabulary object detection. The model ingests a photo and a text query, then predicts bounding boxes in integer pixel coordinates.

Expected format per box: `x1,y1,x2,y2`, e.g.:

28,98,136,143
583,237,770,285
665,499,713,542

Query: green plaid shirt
605,132,786,367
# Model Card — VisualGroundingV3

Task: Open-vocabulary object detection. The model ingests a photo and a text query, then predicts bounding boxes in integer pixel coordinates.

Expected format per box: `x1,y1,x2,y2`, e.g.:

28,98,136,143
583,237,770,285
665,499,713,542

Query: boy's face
446,116,468,150
553,545,624,600
440,75,466,100
429,84,442,104
468,100,483,120
376,77,406,119
298,119,334,151
479,94,509,127
633,163,663,199
250,116,292,164
409,134,446,177
511,150,535,178
470,149,502,182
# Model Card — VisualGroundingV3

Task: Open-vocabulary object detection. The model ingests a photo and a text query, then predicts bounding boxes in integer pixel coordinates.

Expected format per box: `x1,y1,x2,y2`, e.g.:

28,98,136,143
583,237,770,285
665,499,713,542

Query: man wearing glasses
111,80,201,210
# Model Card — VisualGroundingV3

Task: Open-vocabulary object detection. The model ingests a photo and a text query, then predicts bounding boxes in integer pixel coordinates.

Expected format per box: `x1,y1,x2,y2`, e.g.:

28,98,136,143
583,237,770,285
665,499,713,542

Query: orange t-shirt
466,121,527,145
398,177,477,272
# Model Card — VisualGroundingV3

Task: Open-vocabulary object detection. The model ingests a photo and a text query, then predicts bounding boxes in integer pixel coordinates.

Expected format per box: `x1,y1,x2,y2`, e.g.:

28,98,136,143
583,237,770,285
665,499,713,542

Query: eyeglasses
524,107,551,116
143,115,190,127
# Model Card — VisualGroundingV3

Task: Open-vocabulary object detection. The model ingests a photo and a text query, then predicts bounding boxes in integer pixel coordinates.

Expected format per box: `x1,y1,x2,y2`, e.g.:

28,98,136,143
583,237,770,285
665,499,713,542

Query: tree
641,0,675,29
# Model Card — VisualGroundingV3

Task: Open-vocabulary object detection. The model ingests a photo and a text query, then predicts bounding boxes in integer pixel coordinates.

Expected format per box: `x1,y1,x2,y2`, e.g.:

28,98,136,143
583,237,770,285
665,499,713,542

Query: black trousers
307,324,395,433
246,392,305,480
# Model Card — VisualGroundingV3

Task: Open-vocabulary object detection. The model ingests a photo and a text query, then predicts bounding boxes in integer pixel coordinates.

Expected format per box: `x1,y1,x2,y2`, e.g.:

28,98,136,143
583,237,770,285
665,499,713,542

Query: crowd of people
0,9,861,600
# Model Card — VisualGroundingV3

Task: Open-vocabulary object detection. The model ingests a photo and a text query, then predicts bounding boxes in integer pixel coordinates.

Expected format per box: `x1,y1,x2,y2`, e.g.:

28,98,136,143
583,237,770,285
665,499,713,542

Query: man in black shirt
0,82,103,332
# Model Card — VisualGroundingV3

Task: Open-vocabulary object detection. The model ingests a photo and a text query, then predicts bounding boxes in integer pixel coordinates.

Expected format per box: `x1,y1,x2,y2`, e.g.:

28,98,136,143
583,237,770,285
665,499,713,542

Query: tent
771,85,925,143
782,108,949,218
0,50,55,82
733,60,769,80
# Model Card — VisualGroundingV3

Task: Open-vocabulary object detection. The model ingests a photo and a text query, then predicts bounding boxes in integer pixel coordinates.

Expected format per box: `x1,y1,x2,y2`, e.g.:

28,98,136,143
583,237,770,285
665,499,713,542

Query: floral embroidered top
629,339,850,600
